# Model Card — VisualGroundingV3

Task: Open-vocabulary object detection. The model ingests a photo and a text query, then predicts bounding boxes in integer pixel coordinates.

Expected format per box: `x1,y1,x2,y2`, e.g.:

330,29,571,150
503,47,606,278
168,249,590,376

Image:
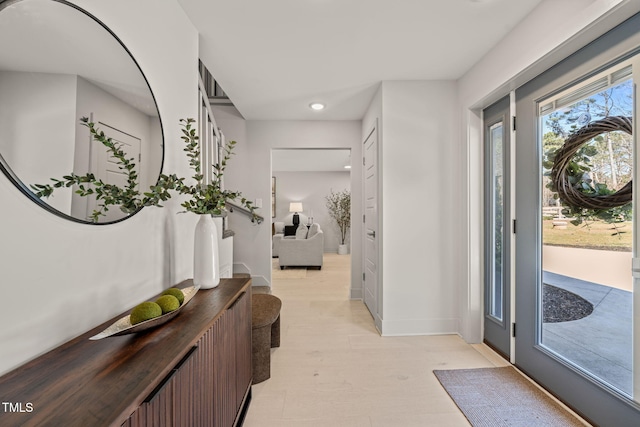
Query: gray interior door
483,96,511,359
363,124,379,327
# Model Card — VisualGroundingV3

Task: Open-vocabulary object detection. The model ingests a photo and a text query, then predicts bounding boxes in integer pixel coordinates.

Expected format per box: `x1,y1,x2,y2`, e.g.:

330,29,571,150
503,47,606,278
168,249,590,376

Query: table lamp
289,202,303,226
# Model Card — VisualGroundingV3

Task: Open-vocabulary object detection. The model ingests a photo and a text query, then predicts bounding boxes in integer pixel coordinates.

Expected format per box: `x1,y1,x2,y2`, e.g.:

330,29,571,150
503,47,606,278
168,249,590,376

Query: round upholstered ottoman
252,294,282,383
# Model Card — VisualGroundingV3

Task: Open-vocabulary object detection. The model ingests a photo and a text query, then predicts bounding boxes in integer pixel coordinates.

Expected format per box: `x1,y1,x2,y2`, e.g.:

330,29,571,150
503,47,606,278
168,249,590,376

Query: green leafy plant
31,117,182,222
175,118,258,221
32,117,258,223
325,189,351,245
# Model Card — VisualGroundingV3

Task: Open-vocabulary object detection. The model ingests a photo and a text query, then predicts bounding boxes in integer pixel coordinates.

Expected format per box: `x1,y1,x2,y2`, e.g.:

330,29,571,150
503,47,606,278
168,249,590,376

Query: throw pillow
284,225,297,236
295,224,308,239
307,223,320,238
274,221,285,234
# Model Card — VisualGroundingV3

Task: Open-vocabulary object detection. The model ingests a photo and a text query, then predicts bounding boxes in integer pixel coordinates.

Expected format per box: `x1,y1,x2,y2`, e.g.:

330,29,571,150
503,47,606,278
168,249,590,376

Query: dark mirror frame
0,0,164,225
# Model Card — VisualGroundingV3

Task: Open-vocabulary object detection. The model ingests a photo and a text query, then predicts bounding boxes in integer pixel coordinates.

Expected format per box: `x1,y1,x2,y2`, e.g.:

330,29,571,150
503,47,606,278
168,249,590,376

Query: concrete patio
542,271,632,396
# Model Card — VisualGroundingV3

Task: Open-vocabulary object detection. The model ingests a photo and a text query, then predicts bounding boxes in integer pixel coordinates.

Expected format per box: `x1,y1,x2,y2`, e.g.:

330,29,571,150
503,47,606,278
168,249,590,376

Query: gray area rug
434,367,585,426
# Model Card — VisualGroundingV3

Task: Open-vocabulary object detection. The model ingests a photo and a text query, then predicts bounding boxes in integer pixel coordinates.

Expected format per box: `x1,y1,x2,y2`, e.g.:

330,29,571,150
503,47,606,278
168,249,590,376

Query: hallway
244,254,519,426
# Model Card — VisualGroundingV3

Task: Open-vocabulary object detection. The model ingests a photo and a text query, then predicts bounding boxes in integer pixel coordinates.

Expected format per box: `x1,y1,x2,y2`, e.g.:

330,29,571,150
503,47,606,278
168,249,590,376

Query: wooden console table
0,278,252,427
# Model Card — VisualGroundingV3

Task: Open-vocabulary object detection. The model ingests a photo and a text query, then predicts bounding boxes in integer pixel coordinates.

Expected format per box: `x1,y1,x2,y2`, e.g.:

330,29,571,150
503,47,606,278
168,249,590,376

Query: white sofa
272,221,285,258
278,223,324,269
272,221,303,257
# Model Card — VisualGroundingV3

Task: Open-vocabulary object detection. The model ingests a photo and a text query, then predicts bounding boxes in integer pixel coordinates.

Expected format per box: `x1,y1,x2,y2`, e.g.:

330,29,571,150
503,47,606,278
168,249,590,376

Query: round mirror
0,0,164,224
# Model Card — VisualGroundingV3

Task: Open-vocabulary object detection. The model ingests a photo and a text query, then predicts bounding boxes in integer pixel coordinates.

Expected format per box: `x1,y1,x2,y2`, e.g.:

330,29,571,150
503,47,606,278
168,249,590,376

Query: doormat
433,367,585,426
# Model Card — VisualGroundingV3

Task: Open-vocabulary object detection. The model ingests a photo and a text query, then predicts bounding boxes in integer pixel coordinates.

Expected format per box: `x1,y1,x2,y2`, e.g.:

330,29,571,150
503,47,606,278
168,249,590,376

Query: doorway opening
270,148,352,293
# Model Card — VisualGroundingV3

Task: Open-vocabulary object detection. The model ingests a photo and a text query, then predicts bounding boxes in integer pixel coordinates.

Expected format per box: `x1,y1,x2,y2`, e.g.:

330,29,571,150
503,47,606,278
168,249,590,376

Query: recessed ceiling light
344,165,351,169
309,102,325,111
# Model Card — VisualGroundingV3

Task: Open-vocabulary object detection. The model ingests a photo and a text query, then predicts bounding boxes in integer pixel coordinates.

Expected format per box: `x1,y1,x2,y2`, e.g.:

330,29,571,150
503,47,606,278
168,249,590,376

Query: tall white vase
193,214,220,289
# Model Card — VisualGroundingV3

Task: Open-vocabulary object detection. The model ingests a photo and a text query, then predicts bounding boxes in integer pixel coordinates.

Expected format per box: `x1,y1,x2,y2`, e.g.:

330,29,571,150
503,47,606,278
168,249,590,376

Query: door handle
144,345,199,403
367,230,376,238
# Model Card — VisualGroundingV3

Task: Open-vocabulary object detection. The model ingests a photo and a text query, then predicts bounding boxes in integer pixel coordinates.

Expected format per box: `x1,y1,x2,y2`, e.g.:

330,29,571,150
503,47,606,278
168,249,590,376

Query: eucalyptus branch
31,117,259,223
176,118,258,222
180,118,203,182
81,117,140,196
31,118,175,222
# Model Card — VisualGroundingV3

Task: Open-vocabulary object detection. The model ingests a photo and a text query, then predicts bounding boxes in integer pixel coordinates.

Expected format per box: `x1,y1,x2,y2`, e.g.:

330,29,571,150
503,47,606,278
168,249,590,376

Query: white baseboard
250,275,269,287
380,317,458,336
220,263,232,279
233,262,250,275
233,262,269,287
375,314,383,334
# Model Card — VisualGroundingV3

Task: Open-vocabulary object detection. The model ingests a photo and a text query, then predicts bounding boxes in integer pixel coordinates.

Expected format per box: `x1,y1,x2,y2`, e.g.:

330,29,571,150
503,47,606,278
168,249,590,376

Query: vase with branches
170,118,258,288
325,189,351,254
33,117,259,288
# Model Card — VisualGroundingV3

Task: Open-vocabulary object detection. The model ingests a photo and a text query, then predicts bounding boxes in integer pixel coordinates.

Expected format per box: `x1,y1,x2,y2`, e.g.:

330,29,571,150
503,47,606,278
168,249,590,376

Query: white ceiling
178,0,544,120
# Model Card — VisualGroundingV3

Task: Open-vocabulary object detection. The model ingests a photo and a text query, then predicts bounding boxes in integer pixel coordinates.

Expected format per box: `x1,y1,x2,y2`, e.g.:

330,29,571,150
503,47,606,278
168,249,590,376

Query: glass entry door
538,64,633,396
514,14,640,425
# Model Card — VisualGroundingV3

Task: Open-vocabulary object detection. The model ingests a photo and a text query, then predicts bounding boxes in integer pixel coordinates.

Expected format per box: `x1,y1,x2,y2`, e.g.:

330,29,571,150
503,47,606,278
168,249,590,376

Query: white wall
208,106,262,279
272,170,351,252
0,71,77,214
365,81,460,336
0,0,199,376
232,120,362,293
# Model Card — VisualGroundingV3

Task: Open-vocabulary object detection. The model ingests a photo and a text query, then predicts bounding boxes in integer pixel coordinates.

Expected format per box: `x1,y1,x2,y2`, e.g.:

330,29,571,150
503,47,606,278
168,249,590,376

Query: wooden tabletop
0,278,250,427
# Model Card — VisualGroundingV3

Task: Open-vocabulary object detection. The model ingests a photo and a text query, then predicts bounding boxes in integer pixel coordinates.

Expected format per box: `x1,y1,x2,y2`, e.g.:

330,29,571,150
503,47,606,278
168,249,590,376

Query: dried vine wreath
549,115,632,210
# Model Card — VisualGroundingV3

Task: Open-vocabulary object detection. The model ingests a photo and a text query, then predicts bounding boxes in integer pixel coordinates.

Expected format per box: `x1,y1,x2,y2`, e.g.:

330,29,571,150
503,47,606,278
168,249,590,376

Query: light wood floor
243,253,510,426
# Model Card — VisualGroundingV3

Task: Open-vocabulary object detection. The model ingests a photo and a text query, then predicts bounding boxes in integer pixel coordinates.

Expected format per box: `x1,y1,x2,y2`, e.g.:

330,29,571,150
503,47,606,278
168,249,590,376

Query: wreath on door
547,115,632,220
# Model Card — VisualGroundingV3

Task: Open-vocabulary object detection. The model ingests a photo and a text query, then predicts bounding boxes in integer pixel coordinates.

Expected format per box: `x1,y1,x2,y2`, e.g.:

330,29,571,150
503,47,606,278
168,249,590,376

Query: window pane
540,75,633,397
490,122,504,321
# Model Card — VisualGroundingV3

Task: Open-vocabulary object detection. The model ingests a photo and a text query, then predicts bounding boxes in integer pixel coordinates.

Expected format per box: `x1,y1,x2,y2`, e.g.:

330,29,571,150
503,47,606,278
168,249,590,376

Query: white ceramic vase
338,244,348,255
193,214,220,289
